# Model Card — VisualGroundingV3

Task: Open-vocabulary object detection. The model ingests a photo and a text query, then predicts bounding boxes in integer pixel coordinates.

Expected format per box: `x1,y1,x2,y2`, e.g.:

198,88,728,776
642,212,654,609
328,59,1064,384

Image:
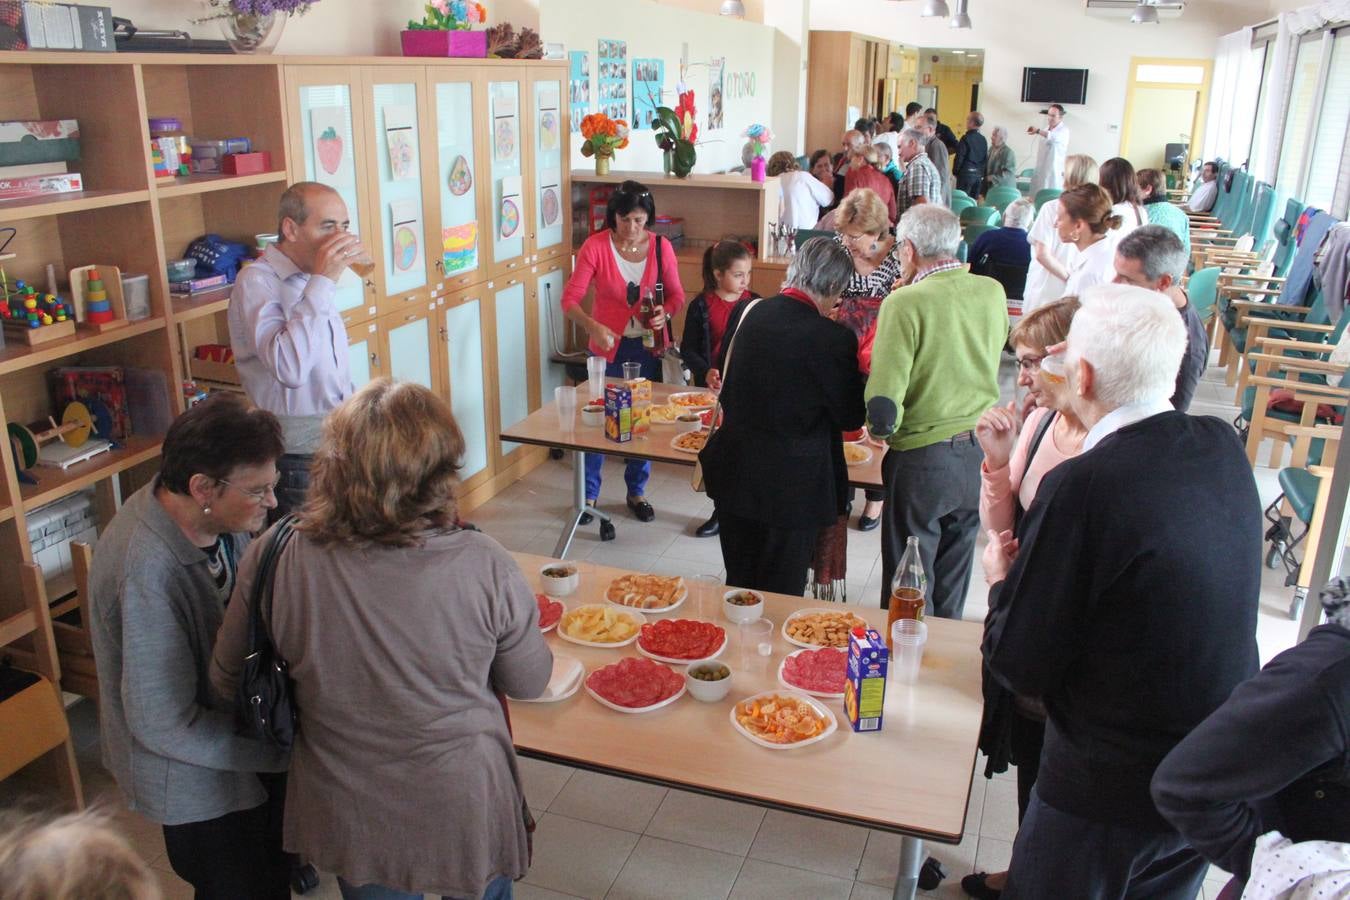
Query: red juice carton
626,377,651,436
844,627,888,732
604,383,632,443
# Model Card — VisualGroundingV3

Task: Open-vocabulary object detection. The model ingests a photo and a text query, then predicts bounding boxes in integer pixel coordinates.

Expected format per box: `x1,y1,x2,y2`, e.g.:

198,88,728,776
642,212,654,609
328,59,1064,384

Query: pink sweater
560,230,687,362
979,407,1080,535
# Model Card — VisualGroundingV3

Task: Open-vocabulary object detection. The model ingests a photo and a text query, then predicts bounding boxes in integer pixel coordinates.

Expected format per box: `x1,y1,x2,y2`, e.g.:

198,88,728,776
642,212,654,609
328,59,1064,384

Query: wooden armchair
1265,423,1344,620
1244,354,1348,467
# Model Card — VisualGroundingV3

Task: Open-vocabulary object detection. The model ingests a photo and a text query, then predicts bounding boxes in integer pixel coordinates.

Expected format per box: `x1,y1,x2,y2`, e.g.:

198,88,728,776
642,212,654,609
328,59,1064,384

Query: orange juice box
844,627,888,732
626,377,652,435
604,384,632,443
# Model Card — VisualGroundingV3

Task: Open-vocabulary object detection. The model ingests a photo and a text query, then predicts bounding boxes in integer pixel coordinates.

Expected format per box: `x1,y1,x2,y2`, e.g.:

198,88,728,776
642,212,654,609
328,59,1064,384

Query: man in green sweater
865,205,1008,619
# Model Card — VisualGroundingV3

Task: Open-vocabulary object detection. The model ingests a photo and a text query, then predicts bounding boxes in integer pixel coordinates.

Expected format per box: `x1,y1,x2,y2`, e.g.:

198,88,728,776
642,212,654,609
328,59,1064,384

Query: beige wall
810,0,1269,167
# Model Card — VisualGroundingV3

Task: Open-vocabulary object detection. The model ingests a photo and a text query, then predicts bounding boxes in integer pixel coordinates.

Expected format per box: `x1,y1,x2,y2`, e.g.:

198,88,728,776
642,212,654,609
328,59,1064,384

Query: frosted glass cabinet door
432,78,486,291
487,76,528,278
444,298,491,482
295,83,371,323
531,77,565,258
535,261,569,402
347,320,385,389
368,78,429,302
386,311,435,389
495,280,530,458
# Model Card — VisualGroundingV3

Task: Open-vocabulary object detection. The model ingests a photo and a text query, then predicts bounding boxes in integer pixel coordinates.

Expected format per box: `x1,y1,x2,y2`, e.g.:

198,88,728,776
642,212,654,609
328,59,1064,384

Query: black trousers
878,434,983,619
1003,788,1208,900
162,773,290,900
956,172,984,197
1010,712,1046,823
269,452,313,525
717,509,817,596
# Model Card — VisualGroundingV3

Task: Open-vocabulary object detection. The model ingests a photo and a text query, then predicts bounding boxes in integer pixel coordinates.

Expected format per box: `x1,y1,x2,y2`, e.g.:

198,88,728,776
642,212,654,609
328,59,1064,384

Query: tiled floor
1,355,1309,900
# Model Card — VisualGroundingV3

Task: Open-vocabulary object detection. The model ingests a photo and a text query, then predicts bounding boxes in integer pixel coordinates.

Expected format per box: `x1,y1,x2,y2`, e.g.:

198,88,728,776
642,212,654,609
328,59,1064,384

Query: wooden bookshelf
17,434,163,512
171,287,232,323
0,190,152,222
0,318,167,377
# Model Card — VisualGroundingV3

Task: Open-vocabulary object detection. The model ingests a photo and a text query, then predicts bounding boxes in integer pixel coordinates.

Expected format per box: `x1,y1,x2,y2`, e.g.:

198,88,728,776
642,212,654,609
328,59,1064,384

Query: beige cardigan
211,526,552,897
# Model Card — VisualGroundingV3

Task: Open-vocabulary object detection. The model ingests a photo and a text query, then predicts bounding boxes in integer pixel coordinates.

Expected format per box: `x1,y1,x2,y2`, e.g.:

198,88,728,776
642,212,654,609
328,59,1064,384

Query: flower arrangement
407,0,485,30
196,0,320,20
651,84,698,178
580,114,629,157
743,123,774,160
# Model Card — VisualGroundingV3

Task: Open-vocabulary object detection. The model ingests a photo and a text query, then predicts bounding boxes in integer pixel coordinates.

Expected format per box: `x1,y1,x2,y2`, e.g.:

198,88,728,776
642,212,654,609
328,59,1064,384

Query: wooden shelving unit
155,170,289,199
0,318,167,377
17,435,164,511
171,287,232,323
0,190,153,222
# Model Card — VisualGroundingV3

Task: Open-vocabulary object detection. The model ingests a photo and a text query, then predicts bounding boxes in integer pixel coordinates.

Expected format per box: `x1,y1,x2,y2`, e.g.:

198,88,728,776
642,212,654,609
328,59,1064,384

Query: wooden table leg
893,836,924,900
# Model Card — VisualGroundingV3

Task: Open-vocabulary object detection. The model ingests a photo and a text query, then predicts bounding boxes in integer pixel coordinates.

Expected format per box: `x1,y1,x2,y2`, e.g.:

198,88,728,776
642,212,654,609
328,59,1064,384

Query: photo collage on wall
631,58,665,131
708,57,725,130
568,50,590,133
597,38,628,124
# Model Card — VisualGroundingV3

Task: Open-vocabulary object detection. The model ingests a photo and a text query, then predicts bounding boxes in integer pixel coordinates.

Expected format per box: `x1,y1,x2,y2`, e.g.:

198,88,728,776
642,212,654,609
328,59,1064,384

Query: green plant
651,106,696,178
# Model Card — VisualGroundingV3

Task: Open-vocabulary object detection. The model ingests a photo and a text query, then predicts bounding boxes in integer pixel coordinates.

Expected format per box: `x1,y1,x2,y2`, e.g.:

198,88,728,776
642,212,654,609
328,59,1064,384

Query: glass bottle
887,536,927,650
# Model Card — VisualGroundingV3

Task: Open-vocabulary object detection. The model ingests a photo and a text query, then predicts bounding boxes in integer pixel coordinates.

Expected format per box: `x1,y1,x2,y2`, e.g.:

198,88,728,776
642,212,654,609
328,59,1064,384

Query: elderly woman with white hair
699,237,866,595
985,125,1018,193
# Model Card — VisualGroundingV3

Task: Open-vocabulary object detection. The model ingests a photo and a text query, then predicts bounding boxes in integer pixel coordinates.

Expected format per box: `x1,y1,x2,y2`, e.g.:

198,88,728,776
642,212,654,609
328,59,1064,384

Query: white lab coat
1031,122,1070,195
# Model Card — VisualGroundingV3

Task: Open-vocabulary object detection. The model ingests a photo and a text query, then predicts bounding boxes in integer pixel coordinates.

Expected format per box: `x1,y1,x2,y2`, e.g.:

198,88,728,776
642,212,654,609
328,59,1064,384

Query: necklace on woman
614,234,646,255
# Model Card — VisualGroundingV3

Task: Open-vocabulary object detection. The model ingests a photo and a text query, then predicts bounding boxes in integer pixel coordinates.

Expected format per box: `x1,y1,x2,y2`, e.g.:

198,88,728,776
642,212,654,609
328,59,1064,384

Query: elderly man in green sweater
865,205,1008,619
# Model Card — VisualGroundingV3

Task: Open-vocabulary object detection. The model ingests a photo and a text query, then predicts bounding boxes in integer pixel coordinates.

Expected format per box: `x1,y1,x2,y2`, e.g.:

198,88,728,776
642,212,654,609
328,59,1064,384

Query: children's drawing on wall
569,51,591,134
493,93,518,164
631,58,664,130
500,175,523,241
539,168,561,228
442,221,478,274
598,38,629,125
707,57,725,130
384,105,417,181
310,106,354,186
538,86,561,152
389,200,422,273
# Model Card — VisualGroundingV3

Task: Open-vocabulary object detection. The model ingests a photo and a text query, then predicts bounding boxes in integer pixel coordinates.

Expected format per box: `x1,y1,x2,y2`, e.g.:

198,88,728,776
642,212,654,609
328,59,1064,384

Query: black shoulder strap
245,514,297,657
1013,411,1058,530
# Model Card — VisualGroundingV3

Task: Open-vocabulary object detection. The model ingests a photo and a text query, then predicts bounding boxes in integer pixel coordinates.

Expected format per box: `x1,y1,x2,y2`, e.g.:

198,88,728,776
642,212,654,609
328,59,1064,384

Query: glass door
346,319,386,390
362,67,430,313
528,72,568,262
380,301,440,392
486,72,530,280
441,287,493,487
534,258,570,406
427,72,491,293
493,277,531,461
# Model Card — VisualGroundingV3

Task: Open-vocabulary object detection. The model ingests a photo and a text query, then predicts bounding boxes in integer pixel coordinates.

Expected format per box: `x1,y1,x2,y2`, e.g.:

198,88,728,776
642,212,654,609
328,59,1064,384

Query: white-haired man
865,206,1007,620
982,284,1262,900
969,198,1034,282
895,128,944,218
1112,225,1208,411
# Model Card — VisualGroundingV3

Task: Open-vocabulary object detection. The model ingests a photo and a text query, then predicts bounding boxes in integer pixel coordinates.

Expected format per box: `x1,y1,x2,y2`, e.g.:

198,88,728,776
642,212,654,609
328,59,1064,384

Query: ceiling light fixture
719,0,746,16
1130,1,1160,23
949,0,972,28
920,0,950,17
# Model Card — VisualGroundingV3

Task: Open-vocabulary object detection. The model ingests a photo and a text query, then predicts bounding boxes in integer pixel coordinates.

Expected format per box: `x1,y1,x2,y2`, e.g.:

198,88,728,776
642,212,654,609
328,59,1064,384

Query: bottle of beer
886,536,927,651
642,284,667,355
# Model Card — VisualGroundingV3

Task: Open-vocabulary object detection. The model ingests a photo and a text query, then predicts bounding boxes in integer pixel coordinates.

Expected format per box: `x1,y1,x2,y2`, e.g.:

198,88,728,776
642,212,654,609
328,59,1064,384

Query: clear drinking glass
691,573,722,620
622,361,642,382
554,385,577,430
738,619,775,674
586,356,607,402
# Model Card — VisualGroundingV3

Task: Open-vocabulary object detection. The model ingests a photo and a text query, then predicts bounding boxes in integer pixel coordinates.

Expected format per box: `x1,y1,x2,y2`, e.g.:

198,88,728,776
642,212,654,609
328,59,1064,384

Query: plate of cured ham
584,656,687,713
537,593,565,633
778,647,848,698
729,690,837,749
636,618,727,664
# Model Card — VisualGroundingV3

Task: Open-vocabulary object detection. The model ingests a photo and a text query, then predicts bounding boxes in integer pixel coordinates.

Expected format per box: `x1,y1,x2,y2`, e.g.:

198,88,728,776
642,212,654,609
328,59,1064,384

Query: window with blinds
1305,31,1350,214
1274,35,1324,198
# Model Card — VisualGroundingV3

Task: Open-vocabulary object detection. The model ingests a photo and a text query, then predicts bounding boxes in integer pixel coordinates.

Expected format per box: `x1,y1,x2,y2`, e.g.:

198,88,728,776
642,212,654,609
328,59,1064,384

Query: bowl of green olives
685,660,733,702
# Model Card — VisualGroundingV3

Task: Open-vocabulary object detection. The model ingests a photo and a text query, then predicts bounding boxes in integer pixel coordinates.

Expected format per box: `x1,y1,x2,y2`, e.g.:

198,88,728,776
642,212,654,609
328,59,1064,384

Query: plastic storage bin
120,273,150,321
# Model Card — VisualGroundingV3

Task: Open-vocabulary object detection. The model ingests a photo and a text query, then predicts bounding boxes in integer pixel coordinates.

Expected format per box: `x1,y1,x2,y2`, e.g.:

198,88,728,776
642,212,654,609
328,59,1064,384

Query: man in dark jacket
983,283,1263,899
953,111,989,198
927,107,959,153
1152,577,1350,887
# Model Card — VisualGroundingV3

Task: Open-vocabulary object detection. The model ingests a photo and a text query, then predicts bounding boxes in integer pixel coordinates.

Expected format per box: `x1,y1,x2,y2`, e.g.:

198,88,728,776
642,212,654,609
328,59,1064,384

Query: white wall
540,0,780,174
810,0,1270,167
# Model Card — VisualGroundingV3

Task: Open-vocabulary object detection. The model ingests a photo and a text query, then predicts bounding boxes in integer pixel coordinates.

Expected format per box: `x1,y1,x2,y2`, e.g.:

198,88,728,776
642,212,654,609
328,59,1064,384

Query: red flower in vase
675,89,698,144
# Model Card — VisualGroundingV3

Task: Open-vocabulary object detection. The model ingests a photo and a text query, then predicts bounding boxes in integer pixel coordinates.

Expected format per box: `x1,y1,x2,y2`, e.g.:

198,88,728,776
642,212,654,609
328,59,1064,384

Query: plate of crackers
729,690,837,749
649,403,681,426
842,442,873,466
781,608,870,649
605,573,687,612
670,430,709,454
669,391,718,411
556,604,647,648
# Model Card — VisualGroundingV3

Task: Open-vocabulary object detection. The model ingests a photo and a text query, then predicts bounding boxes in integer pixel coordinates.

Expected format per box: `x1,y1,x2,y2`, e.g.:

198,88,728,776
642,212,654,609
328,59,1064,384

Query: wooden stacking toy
67,263,129,334
84,269,114,324
1,279,77,345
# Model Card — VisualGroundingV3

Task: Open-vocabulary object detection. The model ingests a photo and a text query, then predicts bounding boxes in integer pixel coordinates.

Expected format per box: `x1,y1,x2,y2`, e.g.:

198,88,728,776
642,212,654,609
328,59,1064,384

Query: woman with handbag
87,392,291,899
698,237,865,595
560,179,686,524
212,379,552,900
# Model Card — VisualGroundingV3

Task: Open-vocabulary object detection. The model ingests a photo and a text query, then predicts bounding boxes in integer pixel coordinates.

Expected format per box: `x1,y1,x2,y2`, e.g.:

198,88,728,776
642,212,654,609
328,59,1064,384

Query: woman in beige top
212,379,552,900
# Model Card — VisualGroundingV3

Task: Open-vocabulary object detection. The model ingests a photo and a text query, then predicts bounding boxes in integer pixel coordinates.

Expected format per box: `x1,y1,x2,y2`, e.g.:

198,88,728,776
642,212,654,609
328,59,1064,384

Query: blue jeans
337,874,512,900
583,337,662,502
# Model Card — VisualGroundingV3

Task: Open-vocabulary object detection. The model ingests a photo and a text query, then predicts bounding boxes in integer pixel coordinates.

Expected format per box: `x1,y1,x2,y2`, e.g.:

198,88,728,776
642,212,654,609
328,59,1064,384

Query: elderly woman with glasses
560,179,686,524
699,237,866,595
89,392,292,899
213,379,552,900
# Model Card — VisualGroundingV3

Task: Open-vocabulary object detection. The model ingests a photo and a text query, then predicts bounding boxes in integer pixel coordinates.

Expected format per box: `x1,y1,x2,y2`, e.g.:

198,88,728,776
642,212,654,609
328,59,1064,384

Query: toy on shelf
67,264,129,333
7,400,114,486
1,275,78,346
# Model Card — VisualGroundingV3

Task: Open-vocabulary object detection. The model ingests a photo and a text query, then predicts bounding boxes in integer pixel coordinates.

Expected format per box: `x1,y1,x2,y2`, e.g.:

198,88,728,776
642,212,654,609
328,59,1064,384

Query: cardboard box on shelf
0,2,114,52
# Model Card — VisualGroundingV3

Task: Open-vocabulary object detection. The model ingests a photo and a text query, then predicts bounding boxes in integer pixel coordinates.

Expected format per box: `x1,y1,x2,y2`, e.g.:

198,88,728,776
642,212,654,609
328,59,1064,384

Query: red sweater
560,230,687,361
844,165,898,224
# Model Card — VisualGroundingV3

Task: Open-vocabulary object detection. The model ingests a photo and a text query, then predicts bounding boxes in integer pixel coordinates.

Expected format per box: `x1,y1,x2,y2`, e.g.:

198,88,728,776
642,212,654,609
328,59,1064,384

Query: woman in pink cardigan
561,180,686,522
964,296,1087,900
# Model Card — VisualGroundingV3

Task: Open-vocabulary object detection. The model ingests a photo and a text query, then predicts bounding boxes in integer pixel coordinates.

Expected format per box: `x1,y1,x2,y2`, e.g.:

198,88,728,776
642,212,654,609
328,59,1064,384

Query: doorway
1120,58,1213,173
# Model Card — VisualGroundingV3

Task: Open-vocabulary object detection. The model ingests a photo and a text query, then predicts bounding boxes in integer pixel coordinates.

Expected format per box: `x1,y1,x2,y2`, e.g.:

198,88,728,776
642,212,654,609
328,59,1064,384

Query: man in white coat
1028,104,1070,195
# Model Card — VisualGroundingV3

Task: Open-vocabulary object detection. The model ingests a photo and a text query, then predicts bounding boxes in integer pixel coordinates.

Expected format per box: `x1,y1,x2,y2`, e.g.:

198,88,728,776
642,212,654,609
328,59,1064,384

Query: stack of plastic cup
554,385,577,430
890,619,928,684
586,356,607,402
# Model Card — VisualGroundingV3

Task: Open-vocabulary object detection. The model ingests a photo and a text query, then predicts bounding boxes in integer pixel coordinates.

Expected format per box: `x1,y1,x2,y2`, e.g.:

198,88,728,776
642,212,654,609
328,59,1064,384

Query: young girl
680,241,758,391
679,240,757,538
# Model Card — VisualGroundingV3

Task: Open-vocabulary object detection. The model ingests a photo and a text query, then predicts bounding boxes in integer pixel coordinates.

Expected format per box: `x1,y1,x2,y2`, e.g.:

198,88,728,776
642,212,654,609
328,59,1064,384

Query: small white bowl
540,562,579,597
580,404,605,427
685,659,733,702
723,589,765,624
675,413,703,434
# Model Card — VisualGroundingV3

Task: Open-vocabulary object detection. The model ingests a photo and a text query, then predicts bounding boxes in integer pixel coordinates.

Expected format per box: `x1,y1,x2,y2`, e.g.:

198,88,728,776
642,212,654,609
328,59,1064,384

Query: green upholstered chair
1033,188,1061,212
984,186,1021,213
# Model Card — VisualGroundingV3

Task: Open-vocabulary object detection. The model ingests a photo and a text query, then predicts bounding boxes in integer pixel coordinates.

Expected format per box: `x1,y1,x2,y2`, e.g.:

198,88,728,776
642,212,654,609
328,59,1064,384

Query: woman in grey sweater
213,379,552,900
89,392,290,899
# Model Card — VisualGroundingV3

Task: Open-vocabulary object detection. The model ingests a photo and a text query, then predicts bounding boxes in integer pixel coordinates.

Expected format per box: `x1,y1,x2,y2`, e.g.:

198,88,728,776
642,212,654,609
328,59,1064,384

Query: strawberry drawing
316,126,343,175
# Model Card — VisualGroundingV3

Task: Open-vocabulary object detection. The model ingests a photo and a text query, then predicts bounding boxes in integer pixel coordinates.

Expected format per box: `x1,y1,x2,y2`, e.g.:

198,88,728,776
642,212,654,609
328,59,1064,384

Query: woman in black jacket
698,237,865,595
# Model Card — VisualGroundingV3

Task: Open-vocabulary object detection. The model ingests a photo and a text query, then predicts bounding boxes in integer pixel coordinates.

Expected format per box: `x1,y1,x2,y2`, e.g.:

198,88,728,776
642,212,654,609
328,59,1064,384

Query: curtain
1203,27,1258,166
1286,0,1350,34
1256,13,1297,185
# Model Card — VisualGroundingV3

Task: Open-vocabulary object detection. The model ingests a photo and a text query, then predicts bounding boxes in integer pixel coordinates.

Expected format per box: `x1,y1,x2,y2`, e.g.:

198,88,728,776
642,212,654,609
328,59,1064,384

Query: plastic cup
890,619,928,684
622,361,642,382
692,573,722,620
586,356,607,401
738,619,775,673
1039,350,1068,386
555,385,577,431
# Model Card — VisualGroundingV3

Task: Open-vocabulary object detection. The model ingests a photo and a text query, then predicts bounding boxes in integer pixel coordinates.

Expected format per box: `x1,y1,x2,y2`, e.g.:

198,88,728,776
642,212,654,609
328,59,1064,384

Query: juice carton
626,377,652,436
604,383,633,443
844,627,888,732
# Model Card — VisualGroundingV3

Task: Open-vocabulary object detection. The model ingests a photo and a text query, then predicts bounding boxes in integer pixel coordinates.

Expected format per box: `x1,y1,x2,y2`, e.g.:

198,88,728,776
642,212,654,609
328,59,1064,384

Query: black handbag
237,514,299,750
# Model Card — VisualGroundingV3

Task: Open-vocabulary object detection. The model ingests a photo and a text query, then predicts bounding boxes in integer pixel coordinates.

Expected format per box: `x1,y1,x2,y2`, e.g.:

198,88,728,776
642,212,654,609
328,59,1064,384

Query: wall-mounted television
1021,68,1089,105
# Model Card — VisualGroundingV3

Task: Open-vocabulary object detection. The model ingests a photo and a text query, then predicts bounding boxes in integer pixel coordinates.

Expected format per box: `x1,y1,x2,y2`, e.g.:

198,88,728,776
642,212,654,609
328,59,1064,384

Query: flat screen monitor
1021,68,1089,105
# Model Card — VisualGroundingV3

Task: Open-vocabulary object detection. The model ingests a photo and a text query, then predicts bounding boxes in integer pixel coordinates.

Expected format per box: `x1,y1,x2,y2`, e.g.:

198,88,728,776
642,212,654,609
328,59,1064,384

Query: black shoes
579,502,596,526
695,513,720,537
858,515,881,532
959,872,1002,899
626,496,655,522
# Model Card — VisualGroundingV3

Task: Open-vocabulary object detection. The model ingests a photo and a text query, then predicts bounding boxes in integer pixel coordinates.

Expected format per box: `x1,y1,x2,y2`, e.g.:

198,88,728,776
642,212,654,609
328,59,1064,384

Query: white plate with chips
781,608,869,649
668,391,718,411
556,604,647,648
728,689,838,750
